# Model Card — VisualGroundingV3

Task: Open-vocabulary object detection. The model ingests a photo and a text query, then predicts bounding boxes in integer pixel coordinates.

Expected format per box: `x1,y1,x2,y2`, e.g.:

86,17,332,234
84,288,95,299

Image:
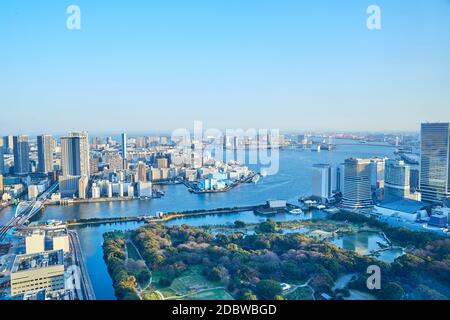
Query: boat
289,208,303,215
252,175,260,184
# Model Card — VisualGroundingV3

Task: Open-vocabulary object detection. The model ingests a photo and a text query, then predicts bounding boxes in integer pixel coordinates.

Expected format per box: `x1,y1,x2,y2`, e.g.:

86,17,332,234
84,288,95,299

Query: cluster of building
311,122,450,228
1,226,76,300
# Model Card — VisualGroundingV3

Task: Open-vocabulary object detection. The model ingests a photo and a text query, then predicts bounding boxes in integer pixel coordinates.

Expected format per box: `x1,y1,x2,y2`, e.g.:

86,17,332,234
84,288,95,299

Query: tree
241,290,258,300
137,270,151,286
256,280,282,300
257,220,278,234
234,220,246,228
380,282,404,300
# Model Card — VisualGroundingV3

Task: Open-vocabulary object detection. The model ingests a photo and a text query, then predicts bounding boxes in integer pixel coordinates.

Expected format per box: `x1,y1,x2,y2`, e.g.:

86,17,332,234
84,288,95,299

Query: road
0,183,59,242
68,230,96,300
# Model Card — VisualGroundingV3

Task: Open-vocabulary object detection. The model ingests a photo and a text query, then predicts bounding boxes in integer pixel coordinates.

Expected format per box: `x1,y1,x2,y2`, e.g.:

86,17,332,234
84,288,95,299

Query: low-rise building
10,250,65,297
372,197,429,222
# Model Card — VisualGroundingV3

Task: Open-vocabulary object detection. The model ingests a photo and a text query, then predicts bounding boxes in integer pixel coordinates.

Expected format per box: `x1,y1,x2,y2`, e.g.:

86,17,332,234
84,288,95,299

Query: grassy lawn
190,288,235,300
285,287,314,300
126,242,141,261
150,265,232,300
143,292,162,300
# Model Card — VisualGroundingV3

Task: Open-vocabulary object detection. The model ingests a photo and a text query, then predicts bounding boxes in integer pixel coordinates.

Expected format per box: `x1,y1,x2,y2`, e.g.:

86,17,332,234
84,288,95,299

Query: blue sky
0,0,449,134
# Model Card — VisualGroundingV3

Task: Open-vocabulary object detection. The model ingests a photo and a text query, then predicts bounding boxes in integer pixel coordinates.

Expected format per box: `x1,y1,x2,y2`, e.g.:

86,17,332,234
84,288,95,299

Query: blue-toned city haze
0,0,449,134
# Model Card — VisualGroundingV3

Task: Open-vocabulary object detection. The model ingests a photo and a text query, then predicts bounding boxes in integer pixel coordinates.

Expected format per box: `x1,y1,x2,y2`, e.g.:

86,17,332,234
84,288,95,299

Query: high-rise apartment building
0,146,4,174
420,123,450,204
37,135,54,174
121,133,127,160
341,158,373,209
137,161,147,182
60,132,90,197
13,135,30,175
61,132,90,177
384,159,410,199
312,164,332,201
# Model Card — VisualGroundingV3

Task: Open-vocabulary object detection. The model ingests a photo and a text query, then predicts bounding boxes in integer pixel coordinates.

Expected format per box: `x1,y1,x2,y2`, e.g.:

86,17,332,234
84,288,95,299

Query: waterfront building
420,122,450,204
137,181,152,198
312,164,332,202
0,146,4,174
78,176,89,199
25,230,46,254
91,183,101,199
106,181,113,198
37,135,54,174
384,159,410,199
59,175,79,198
10,250,65,297
118,181,124,197
127,184,135,197
60,132,90,197
341,158,373,209
50,229,70,254
137,161,147,182
370,158,385,189
335,163,345,194
13,135,30,175
372,198,429,222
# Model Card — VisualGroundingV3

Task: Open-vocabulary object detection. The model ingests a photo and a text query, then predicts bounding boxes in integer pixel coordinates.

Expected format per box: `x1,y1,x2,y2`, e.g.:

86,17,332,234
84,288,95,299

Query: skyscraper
420,122,450,204
341,158,373,209
0,147,4,174
37,135,54,174
384,159,410,199
137,161,147,182
312,164,332,201
3,136,14,153
61,132,90,177
13,135,30,175
121,133,127,160
60,132,90,197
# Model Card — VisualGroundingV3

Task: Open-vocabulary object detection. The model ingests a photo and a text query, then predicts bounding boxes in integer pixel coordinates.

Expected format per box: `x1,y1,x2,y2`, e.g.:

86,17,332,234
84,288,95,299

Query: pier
66,204,266,226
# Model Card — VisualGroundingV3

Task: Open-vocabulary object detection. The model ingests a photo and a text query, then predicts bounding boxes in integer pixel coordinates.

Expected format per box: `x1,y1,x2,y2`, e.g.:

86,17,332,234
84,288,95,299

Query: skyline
1,0,450,133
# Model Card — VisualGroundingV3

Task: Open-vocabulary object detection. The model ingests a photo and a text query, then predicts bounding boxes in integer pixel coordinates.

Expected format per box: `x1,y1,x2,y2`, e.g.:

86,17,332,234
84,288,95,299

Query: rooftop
12,250,64,273
378,196,429,214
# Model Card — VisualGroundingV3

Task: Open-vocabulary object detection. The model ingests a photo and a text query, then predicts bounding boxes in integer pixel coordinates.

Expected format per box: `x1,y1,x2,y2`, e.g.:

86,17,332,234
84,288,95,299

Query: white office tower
370,158,385,189
106,181,113,198
137,181,152,198
384,159,410,199
312,164,332,201
118,182,124,197
60,132,90,197
91,183,101,199
25,230,46,254
127,184,135,197
341,158,373,209
336,163,345,194
37,134,54,174
420,123,450,204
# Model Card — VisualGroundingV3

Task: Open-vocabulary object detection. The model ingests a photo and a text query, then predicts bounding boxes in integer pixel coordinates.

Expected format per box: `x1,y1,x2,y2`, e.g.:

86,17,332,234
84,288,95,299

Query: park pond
330,231,404,263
